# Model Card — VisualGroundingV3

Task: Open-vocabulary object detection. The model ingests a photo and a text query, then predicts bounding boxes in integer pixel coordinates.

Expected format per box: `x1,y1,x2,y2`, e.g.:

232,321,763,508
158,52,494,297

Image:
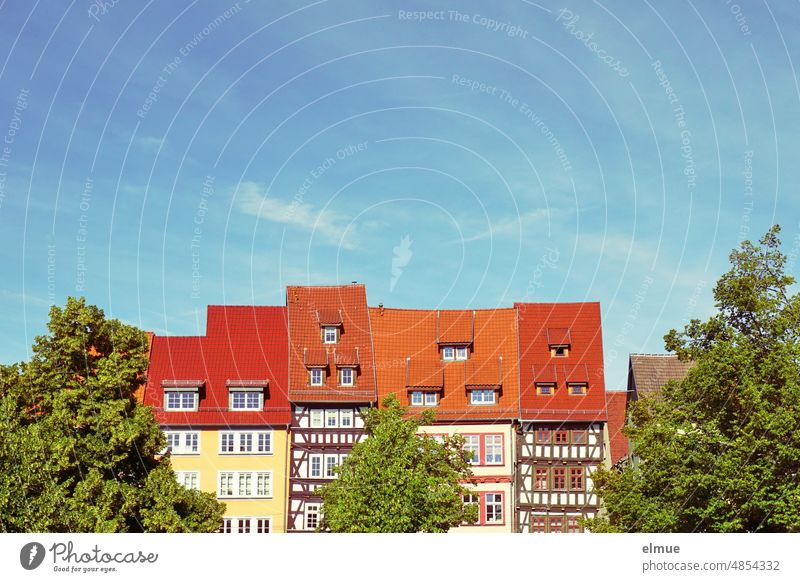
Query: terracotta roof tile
547,328,571,345
465,357,503,386
316,308,343,326
605,391,630,464
628,354,694,400
437,310,474,344
303,348,329,367
334,348,360,367
516,302,606,420
287,285,376,402
370,307,519,421
144,306,291,426
406,356,444,387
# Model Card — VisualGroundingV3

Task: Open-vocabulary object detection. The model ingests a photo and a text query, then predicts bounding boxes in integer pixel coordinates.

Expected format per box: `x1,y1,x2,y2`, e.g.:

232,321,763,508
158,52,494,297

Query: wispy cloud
135,136,165,152
460,209,559,243
236,181,359,250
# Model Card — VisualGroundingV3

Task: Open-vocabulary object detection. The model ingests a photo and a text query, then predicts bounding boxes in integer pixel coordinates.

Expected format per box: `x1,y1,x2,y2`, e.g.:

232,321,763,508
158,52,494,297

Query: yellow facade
169,428,290,533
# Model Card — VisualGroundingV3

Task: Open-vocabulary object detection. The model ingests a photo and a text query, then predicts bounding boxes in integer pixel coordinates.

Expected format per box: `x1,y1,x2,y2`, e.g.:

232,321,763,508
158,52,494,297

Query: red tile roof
316,308,343,326
516,302,606,421
605,391,630,464
437,310,474,344
370,307,519,421
143,306,291,426
287,285,377,402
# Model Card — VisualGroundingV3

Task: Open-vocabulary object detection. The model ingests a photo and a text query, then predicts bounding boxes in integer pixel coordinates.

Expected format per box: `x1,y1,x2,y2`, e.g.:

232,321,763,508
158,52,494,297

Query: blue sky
1,0,798,390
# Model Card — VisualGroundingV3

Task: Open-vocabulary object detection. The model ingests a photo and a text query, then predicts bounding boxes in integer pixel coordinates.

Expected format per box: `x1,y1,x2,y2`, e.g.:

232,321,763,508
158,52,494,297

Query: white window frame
442,346,455,361
309,368,324,386
325,409,338,428
305,503,321,531
484,434,503,465
163,431,199,455
339,367,354,386
323,326,338,344
164,389,199,411
309,454,323,478
340,409,353,427
219,430,273,454
175,471,199,490
217,471,272,498
219,516,271,534
568,382,588,395
455,346,468,360
470,389,496,405
410,391,424,406
424,392,438,406
228,388,264,411
463,493,480,524
325,455,338,478
463,435,480,464
310,408,324,428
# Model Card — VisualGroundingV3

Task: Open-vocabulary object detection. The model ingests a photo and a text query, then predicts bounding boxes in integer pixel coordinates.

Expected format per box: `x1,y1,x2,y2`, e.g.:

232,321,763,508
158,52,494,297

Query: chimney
378,303,384,316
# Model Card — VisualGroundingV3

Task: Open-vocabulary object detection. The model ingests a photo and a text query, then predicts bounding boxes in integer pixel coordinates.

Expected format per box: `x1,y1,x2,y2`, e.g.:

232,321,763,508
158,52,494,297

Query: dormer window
536,382,555,396
162,381,202,411
442,345,468,361
550,345,570,357
339,367,354,387
229,388,263,411
310,368,324,386
410,391,438,406
470,389,496,405
568,382,587,395
323,326,338,344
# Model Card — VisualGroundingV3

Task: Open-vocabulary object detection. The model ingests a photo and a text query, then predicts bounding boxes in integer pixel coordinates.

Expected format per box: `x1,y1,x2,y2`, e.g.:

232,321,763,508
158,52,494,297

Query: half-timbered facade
369,306,520,532
515,302,607,533
144,305,291,533
286,284,377,531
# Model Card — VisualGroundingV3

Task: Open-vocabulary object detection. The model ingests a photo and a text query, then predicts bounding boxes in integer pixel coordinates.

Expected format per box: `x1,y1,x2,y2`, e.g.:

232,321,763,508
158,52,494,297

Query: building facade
515,302,607,533
144,306,291,533
285,284,378,531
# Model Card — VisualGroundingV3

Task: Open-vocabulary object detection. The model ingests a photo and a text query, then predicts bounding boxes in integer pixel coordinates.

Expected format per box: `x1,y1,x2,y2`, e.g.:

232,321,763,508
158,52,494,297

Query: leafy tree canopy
587,226,800,532
0,297,224,532
318,393,478,532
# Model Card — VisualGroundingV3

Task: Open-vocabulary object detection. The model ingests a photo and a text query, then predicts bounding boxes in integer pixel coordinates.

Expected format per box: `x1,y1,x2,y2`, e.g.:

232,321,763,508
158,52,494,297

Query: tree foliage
0,297,225,532
587,226,800,532
318,394,478,532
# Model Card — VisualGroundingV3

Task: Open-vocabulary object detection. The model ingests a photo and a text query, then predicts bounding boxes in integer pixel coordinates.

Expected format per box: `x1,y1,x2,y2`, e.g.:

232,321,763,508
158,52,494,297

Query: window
219,431,273,454
326,409,338,427
323,326,338,344
463,494,479,524
305,504,320,530
567,516,582,533
554,430,569,444
536,383,555,396
534,467,549,490
163,431,199,454
455,347,468,360
549,516,564,533
410,391,423,406
339,368,354,386
229,389,263,410
217,471,271,498
485,493,503,523
570,467,585,491
310,368,324,386
552,468,567,490
550,345,570,357
572,430,587,444
164,390,198,411
531,516,547,533
310,408,323,428
340,409,353,427
463,435,480,464
484,434,503,464
424,392,438,406
535,428,551,444
442,346,455,361
310,455,322,478
219,517,271,534
175,471,199,490
325,455,338,478
470,389,496,405
568,383,587,395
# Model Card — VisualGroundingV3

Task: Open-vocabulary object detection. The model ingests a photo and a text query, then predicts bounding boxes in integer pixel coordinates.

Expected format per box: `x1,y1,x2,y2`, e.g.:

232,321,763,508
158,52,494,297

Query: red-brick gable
144,305,291,426
287,284,377,403
515,302,606,421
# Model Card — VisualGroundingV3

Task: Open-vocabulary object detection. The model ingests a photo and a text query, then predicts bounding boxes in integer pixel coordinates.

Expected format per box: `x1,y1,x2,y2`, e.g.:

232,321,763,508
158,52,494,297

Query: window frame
552,467,567,491
339,367,354,387
463,434,481,465
309,454,323,478
554,430,569,444
572,430,587,445
568,382,588,396
534,467,549,491
309,368,324,387
340,408,353,428
569,467,585,491
550,345,570,358
175,471,199,491
228,387,264,411
484,492,504,525
322,326,338,344
325,409,339,428
535,382,555,396
455,346,468,360
535,428,551,444
305,503,321,531
164,389,199,411
163,430,200,455
217,471,271,499
424,391,438,406
469,388,496,405
219,516,272,534
483,434,504,465
310,408,324,428
218,430,273,455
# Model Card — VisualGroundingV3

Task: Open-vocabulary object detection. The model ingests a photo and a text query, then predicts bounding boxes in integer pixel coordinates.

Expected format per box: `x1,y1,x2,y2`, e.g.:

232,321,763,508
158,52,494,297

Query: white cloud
236,181,359,250
460,208,558,243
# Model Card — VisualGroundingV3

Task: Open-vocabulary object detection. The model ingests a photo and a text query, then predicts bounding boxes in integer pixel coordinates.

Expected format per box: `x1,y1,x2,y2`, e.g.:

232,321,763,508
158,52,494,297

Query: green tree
0,297,225,532
587,226,800,532
317,394,478,532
